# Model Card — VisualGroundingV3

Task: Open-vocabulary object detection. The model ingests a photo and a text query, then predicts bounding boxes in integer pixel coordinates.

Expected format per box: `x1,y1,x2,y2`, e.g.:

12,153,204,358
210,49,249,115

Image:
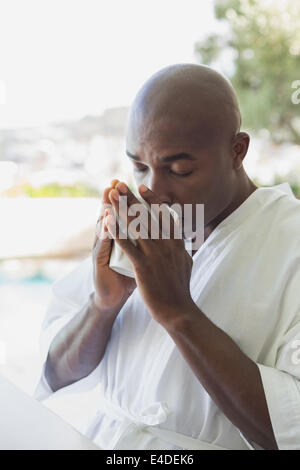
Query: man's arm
162,302,278,450
45,293,125,392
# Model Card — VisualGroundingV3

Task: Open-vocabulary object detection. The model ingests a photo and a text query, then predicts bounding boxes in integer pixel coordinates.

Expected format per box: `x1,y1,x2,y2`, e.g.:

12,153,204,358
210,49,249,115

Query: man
34,64,300,450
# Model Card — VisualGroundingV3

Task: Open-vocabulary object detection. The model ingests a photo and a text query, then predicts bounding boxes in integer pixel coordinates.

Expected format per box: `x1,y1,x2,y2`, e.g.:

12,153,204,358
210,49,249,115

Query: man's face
126,113,236,227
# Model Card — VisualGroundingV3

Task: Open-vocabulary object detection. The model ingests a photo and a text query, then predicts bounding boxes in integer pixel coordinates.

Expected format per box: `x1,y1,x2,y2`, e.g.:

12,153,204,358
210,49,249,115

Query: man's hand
93,179,137,312
105,182,194,325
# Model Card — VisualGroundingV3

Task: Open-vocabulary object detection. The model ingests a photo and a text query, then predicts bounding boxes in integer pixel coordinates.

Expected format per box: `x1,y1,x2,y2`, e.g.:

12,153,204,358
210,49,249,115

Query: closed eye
133,167,192,178
169,170,193,177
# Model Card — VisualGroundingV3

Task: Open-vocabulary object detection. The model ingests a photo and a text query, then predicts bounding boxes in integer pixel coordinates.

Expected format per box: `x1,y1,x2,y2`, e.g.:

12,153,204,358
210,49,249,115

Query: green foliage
195,0,300,144
22,182,99,198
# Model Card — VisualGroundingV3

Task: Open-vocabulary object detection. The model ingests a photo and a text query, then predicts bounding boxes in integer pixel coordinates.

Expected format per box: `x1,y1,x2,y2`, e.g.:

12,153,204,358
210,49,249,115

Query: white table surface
0,375,100,450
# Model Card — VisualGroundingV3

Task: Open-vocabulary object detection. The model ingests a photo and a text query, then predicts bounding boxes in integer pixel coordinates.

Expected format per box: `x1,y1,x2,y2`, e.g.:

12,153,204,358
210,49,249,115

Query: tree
195,0,300,144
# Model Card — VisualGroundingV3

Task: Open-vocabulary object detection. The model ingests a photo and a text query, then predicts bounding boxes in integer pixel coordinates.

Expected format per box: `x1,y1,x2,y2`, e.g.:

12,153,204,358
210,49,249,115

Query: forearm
163,302,278,450
45,293,124,392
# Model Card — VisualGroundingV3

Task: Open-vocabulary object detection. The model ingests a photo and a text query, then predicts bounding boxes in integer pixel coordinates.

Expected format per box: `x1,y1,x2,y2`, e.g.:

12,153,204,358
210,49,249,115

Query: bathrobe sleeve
243,263,300,450
257,364,300,450
256,316,300,450
33,256,104,401
256,258,300,450
239,351,300,451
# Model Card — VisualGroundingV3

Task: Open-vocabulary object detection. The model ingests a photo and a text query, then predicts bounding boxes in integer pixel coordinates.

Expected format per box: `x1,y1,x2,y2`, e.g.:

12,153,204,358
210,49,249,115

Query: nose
148,172,173,205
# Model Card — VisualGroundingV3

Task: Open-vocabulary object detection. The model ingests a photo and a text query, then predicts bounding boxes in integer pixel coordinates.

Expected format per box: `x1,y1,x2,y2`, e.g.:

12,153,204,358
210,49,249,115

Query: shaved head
125,63,256,239
128,64,241,147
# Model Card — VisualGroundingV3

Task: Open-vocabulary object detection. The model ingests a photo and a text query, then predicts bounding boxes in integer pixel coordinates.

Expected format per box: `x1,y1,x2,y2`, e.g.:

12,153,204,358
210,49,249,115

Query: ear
232,132,250,170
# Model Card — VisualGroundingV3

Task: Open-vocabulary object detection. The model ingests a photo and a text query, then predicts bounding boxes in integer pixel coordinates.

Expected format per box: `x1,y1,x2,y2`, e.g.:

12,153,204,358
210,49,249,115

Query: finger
138,184,180,239
104,182,118,204
110,179,120,190
109,187,155,247
93,213,114,265
114,182,159,241
93,185,115,248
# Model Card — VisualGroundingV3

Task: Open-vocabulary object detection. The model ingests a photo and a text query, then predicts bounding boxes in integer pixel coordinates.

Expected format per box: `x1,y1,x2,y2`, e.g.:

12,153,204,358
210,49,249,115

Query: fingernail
139,184,148,193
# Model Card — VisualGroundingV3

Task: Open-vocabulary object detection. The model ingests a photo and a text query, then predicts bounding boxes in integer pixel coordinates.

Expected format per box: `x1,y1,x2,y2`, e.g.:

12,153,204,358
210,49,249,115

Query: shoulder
272,193,300,242
255,186,300,247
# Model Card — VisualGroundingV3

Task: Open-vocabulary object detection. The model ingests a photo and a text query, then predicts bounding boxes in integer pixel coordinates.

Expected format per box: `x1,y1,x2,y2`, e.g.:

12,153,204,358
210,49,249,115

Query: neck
204,175,258,242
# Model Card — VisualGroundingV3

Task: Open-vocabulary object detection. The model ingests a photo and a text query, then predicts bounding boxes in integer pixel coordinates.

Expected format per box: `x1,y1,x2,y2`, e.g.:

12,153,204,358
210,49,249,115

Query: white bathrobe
34,183,300,450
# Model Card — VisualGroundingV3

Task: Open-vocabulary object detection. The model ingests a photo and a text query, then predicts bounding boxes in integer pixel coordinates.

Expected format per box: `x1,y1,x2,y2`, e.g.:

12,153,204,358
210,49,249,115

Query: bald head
127,63,241,146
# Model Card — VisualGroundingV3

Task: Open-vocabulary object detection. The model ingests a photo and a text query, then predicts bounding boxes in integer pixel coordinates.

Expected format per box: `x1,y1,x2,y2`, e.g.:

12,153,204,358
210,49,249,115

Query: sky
0,0,221,129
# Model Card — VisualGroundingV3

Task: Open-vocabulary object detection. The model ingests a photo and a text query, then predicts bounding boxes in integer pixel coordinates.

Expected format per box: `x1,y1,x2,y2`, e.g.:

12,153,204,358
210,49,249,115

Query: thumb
93,215,114,266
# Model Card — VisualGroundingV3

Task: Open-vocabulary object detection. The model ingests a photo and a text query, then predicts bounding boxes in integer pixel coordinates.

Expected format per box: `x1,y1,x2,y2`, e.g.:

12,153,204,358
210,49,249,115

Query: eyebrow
126,150,195,163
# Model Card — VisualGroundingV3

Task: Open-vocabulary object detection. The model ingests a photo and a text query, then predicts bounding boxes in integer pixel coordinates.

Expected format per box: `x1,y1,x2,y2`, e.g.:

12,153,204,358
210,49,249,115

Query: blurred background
0,0,300,429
